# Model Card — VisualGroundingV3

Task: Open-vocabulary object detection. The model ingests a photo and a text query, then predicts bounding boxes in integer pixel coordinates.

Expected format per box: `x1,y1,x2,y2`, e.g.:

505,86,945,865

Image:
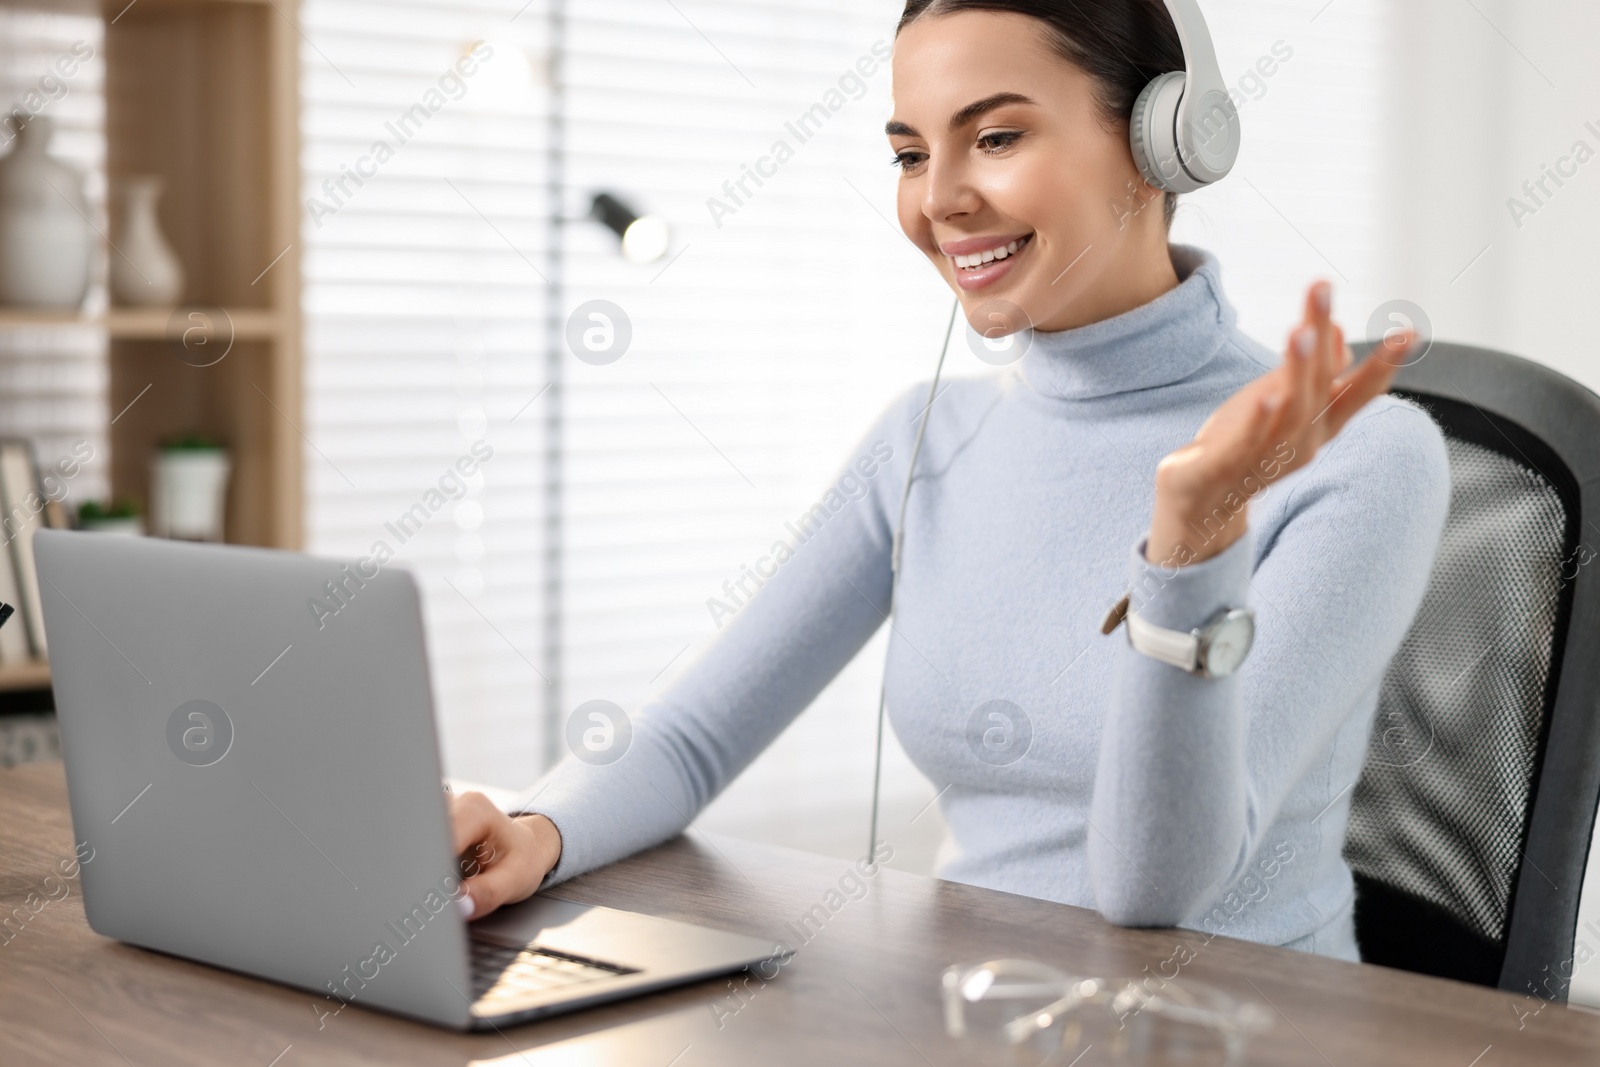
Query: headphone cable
866,295,960,865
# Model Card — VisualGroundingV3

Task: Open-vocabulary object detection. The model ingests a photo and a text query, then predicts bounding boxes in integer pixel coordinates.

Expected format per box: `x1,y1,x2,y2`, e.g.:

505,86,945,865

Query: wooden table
4,761,1598,1065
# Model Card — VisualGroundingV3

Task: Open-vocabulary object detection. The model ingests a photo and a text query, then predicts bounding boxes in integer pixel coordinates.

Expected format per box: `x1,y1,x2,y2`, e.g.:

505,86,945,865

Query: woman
448,0,1449,960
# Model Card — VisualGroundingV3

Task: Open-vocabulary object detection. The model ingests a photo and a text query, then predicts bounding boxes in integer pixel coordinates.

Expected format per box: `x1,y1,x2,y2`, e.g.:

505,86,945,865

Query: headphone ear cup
1130,76,1164,189
1130,70,1194,195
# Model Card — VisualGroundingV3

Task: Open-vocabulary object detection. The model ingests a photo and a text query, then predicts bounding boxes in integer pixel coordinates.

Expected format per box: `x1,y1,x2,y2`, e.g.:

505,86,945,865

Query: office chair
1341,340,1600,1002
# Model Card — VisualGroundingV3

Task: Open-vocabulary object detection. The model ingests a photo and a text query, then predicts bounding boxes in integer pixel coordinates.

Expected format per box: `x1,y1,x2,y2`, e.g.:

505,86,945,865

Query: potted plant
150,433,230,541
76,499,144,536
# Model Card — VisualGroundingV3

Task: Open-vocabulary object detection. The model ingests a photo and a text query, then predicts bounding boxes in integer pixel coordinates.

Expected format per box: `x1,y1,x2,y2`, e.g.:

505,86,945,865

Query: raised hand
1145,280,1416,567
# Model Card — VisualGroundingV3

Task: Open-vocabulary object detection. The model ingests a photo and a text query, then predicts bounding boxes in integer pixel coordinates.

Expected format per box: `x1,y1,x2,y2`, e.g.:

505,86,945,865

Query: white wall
1386,0,1600,392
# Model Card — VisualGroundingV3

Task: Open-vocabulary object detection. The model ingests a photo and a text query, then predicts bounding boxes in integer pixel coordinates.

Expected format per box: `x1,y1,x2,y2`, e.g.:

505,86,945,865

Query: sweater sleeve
1087,398,1451,926
520,389,922,885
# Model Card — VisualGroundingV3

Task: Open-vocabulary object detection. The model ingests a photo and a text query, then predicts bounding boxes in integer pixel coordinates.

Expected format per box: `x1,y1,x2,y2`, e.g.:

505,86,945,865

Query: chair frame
1351,339,1600,1003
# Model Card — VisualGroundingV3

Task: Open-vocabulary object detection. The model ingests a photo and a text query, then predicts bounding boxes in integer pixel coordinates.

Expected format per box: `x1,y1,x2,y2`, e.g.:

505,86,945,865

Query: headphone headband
1130,0,1241,194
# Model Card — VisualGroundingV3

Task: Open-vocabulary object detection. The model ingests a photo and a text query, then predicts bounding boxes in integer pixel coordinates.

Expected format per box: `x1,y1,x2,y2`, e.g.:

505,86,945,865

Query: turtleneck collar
1015,245,1236,402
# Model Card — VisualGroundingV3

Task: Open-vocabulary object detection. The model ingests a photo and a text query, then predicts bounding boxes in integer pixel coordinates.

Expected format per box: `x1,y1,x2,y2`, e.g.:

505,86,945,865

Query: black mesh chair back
1343,341,1600,1000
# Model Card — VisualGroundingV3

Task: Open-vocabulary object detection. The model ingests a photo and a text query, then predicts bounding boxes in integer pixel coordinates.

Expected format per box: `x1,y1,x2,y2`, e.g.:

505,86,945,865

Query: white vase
0,116,93,309
110,176,184,307
150,449,230,541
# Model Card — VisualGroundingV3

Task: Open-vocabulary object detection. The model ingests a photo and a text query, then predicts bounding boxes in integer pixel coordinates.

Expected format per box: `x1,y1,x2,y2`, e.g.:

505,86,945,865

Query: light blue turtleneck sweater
528,246,1450,959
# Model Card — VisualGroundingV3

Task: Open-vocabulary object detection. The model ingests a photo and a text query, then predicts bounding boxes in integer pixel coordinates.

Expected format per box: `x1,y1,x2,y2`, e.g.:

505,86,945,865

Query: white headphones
1129,0,1241,194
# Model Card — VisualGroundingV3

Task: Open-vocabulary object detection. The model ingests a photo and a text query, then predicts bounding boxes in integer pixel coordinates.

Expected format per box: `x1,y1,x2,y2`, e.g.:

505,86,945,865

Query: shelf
0,0,274,13
0,307,282,341
0,660,51,694
110,307,281,341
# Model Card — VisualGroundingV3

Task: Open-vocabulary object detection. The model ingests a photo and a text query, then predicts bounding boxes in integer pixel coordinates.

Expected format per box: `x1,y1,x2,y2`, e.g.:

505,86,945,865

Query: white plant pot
110,175,185,307
0,116,93,309
79,516,145,537
150,450,230,541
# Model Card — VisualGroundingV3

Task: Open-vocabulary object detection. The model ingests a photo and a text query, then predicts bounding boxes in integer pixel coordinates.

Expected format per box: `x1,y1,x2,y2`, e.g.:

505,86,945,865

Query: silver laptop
35,529,783,1030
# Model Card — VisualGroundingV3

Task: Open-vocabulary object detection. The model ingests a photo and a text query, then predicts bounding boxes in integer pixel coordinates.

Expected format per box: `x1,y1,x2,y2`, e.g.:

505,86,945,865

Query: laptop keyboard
469,937,635,1007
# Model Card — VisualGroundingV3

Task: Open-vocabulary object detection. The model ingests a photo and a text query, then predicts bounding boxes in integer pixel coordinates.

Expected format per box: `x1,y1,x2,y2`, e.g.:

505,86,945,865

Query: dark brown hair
897,0,1184,226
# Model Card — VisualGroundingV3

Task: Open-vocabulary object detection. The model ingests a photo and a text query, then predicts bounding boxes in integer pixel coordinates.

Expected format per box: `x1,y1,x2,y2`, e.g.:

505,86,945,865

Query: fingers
1204,386,1280,477
1320,329,1414,431
1305,281,1337,405
1287,282,1364,443
448,793,560,920
1368,326,1417,369
461,834,542,919
1178,375,1292,500
450,790,502,857
1193,370,1265,439
1334,324,1351,373
1283,320,1317,428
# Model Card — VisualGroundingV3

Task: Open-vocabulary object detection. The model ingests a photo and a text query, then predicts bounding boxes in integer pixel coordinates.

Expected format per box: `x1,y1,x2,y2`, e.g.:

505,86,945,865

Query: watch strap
1125,610,1201,672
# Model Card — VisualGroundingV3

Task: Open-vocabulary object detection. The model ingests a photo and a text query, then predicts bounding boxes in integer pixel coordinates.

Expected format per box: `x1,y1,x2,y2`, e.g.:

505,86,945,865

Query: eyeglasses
941,958,1272,1066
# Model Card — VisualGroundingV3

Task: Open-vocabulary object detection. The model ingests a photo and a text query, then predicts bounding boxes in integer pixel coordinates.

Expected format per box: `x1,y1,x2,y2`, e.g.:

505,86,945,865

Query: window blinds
300,1,948,834
300,0,557,784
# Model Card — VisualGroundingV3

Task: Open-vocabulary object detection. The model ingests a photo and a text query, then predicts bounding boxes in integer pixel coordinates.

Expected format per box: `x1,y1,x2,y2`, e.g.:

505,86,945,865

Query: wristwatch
1101,594,1256,678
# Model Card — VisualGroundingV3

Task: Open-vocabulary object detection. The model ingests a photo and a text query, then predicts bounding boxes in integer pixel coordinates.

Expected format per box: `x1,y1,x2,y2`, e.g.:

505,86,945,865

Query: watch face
1203,611,1255,678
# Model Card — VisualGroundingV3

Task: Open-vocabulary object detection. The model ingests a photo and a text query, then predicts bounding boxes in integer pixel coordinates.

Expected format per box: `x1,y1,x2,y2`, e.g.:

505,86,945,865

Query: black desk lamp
588,192,670,264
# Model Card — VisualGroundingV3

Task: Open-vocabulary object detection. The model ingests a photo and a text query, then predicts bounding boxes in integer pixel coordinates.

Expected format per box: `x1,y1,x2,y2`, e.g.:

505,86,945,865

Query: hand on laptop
448,791,563,920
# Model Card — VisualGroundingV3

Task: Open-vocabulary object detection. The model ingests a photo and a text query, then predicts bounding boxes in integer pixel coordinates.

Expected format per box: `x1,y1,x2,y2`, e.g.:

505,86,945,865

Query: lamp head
589,192,671,264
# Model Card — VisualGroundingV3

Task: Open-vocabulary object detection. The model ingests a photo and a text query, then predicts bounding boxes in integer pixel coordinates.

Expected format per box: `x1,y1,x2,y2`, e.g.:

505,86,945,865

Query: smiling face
888,10,1178,334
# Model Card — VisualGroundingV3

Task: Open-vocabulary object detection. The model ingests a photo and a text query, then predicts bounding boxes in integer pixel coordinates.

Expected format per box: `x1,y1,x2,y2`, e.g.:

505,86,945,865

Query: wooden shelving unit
0,0,303,695
0,307,283,340
0,660,52,693
103,0,304,551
